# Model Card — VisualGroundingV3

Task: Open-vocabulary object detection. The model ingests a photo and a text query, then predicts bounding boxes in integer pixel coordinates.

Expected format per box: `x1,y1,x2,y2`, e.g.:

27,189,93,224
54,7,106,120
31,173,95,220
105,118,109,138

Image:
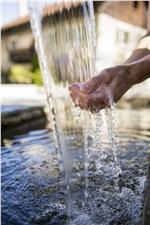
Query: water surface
2,108,150,225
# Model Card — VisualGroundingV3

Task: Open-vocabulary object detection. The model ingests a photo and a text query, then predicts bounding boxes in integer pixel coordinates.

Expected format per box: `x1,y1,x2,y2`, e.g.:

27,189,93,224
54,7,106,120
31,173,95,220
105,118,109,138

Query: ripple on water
1,113,150,225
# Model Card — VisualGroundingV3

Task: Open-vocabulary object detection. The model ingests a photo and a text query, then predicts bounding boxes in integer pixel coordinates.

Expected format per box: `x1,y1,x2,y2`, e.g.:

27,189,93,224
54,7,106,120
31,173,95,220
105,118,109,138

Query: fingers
69,83,80,105
69,83,109,112
80,80,93,93
80,76,100,94
69,76,100,95
69,87,91,110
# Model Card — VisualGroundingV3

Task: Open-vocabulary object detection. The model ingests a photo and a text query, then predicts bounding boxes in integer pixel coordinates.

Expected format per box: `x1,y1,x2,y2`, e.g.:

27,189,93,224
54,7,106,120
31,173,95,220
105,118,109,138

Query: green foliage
9,54,43,86
31,54,43,86
32,68,43,86
31,54,40,72
10,65,33,84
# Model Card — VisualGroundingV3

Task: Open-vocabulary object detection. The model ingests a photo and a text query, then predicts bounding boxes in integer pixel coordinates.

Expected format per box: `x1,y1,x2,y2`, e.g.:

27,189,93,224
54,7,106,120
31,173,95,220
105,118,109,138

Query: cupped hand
69,65,130,112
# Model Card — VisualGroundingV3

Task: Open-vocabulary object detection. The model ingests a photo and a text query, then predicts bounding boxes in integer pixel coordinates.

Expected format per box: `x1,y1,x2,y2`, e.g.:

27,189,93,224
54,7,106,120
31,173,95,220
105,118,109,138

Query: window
116,29,129,44
8,36,18,51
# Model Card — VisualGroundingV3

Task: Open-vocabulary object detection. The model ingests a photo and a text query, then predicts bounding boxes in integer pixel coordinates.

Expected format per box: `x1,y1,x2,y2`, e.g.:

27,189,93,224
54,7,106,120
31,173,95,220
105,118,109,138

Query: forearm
121,32,150,86
123,32,150,65
123,48,150,65
123,54,150,87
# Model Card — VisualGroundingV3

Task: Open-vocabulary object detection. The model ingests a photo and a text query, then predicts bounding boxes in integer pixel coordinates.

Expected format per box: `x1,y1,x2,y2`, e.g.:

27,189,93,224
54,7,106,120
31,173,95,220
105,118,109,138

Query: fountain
24,1,149,224
28,0,102,216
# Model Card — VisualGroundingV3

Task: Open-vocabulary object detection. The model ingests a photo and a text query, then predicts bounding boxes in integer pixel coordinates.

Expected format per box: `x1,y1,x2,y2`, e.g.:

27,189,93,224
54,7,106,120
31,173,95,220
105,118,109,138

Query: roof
2,1,146,33
2,1,84,32
2,15,30,31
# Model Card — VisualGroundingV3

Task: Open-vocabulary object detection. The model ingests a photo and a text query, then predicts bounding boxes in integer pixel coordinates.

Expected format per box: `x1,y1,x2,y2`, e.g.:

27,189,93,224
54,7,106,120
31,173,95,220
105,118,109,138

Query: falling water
105,97,122,192
28,2,73,216
28,0,122,220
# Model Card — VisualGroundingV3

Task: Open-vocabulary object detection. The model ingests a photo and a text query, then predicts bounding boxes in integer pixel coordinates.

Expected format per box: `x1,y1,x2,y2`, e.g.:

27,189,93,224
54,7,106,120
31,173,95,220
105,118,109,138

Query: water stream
28,1,101,216
27,1,142,224
28,2,73,215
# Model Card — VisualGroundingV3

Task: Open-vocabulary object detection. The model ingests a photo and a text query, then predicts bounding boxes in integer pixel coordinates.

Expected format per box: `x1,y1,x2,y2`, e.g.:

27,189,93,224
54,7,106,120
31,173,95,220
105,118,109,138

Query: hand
69,65,131,112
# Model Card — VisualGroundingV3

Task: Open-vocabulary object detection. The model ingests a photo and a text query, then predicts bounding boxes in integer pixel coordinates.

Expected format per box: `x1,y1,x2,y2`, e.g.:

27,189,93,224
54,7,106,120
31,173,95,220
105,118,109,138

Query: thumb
80,78,98,93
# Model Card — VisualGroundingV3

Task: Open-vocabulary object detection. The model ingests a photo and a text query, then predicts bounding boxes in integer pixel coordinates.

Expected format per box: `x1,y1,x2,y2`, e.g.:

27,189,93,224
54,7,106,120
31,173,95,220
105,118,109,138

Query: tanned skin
69,4,150,112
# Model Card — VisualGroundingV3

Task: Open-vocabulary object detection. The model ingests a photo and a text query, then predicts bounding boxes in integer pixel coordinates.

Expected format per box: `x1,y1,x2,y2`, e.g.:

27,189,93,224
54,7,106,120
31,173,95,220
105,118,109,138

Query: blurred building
1,1,83,80
1,1,148,73
1,1,149,103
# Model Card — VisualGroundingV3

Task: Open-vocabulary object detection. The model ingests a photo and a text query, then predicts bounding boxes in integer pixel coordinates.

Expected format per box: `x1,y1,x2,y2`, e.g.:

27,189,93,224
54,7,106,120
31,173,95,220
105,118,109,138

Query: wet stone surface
2,105,46,128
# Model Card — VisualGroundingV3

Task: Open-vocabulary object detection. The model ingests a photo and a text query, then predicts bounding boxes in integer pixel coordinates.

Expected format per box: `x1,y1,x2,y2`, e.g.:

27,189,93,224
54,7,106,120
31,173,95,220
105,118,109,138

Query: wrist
119,61,145,88
115,64,134,89
125,55,150,85
123,64,138,86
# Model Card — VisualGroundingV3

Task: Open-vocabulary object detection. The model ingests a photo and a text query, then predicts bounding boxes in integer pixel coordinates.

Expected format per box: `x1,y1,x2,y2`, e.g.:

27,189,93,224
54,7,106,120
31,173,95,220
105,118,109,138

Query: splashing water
28,2,73,216
105,90,122,192
28,0,122,220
